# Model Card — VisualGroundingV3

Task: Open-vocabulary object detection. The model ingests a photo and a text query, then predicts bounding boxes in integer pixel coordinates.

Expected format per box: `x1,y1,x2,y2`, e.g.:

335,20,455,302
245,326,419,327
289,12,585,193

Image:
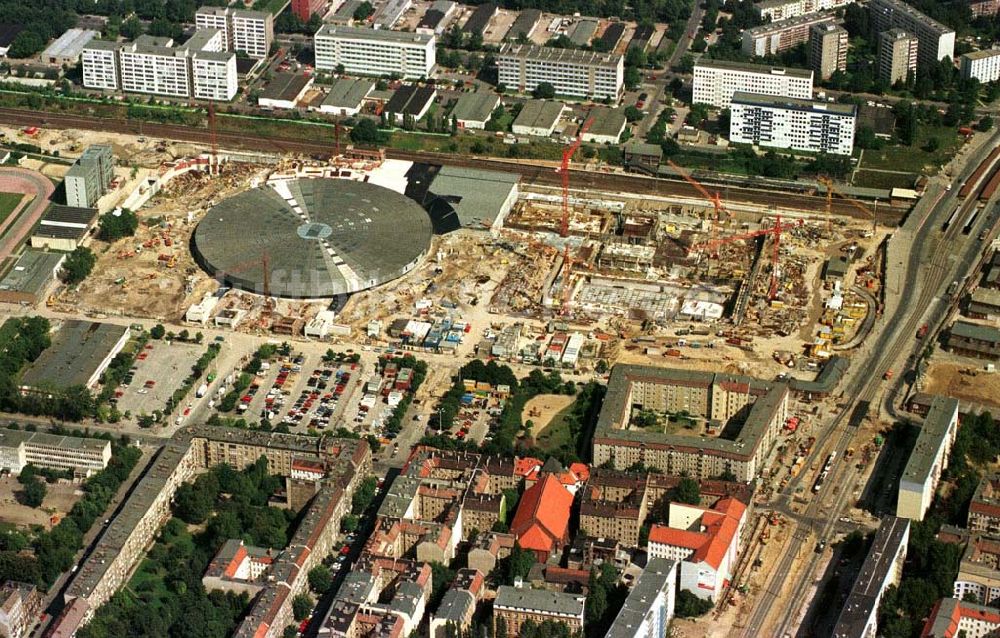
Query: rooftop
20,321,128,391
494,586,585,617
450,91,500,124
463,3,498,34
871,0,954,36
585,106,628,138
0,250,65,298
322,78,375,109
425,165,519,232
261,72,311,103
512,100,565,131
951,320,1000,344
0,429,111,454
42,28,98,61
435,589,474,623
922,597,1000,637
746,12,836,35
901,396,959,485
963,49,1000,61
732,91,856,116
606,558,677,638
499,43,623,68
315,24,433,45
508,9,542,40
695,58,814,79
40,203,98,227
832,515,911,638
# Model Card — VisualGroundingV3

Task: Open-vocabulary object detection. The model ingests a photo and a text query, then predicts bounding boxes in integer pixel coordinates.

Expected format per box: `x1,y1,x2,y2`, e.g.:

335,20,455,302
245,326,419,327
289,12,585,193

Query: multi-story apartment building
593,365,790,482
493,586,585,636
810,23,848,80
579,471,648,547
0,582,41,638
953,534,1000,606
692,59,813,108
82,31,237,100
897,396,960,521
195,7,274,60
832,516,910,638
292,0,326,21
969,0,1000,17
606,559,677,638
756,0,854,21
961,49,1000,83
969,474,1000,535
496,44,624,100
742,12,838,57
730,92,856,155
314,25,435,79
923,598,1000,638
878,28,919,85
64,144,114,208
869,0,955,67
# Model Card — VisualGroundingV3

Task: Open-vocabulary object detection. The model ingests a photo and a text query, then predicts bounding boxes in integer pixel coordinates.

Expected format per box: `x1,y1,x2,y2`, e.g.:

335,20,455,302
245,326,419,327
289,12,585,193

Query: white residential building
0,429,112,478
742,12,837,57
605,559,677,638
692,59,813,108
497,44,624,100
82,30,237,100
961,49,1000,83
869,0,955,67
730,92,856,155
756,0,855,21
195,6,274,59
897,396,960,522
314,25,435,79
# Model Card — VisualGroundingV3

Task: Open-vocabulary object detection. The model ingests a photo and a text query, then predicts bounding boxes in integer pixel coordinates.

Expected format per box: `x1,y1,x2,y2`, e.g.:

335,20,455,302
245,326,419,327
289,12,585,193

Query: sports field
0,191,24,225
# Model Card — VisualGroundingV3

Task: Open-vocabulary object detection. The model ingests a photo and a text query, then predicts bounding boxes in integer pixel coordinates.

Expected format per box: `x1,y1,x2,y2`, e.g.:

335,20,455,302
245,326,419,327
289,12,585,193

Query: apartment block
969,0,1000,17
961,49,1000,83
897,396,960,521
497,44,624,100
923,598,1000,638
592,365,790,482
953,534,1000,606
878,29,919,85
314,25,435,79
0,582,41,638
292,0,326,21
579,471,648,548
832,515,910,638
606,559,677,638
810,23,848,80
969,474,1000,535
742,13,837,57
65,144,114,208
756,0,854,21
195,7,273,60
692,59,813,109
82,31,237,100
730,92,856,155
869,0,955,67
493,586,585,636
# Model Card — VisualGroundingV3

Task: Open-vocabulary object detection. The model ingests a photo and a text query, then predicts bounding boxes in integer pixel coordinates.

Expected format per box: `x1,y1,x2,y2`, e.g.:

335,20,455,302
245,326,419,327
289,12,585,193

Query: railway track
0,106,905,222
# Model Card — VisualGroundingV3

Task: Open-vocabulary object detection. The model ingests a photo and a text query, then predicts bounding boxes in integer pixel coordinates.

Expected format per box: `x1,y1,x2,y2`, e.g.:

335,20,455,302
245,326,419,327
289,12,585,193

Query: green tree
978,115,994,132
676,590,713,617
669,477,700,505
351,476,377,514
97,209,140,242
308,565,332,594
61,247,96,285
350,119,384,146
21,476,46,508
341,514,359,532
121,16,144,40
532,82,556,99
353,1,374,21
151,324,166,339
624,105,643,122
292,593,313,622
8,31,45,59
282,626,298,638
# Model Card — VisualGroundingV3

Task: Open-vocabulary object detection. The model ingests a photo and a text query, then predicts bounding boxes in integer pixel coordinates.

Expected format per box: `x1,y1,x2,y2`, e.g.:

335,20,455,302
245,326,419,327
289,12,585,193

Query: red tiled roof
515,457,543,477
224,545,248,578
569,462,590,483
510,474,573,555
648,526,706,550
648,497,745,570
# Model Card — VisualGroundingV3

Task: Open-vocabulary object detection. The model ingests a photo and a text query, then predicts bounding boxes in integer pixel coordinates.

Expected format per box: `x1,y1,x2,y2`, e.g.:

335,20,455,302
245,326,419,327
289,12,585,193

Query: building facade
497,44,624,100
969,474,1000,535
756,0,855,21
0,429,112,477
961,49,1000,83
742,13,837,57
729,92,856,155
692,59,813,109
897,396,960,521
292,0,326,21
953,534,1000,607
969,0,1000,17
81,40,121,90
314,25,435,79
869,0,955,67
492,586,585,636
0,582,41,638
195,7,273,60
809,23,848,80
605,558,676,638
65,144,114,208
922,597,1000,638
878,29,919,85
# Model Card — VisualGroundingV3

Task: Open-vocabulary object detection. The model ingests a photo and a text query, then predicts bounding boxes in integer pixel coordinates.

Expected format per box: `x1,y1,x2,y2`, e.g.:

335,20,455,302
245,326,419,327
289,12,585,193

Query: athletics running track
0,167,54,262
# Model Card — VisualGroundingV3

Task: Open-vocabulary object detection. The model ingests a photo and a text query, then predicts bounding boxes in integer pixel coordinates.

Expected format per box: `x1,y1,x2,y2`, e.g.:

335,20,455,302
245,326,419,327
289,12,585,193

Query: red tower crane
693,216,804,300
667,159,726,249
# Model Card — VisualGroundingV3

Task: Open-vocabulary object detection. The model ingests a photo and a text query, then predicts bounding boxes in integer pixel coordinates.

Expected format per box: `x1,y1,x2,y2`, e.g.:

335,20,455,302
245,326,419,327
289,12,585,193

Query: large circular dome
193,179,433,298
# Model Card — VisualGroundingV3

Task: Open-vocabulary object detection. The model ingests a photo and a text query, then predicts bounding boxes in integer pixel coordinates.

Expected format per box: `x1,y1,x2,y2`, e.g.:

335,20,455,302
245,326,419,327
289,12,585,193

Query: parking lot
115,340,208,416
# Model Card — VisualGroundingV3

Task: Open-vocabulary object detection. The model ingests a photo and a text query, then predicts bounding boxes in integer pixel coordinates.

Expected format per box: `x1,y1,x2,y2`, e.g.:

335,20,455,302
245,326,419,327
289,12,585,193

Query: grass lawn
533,403,574,453
858,127,963,174
851,169,917,189
0,192,24,225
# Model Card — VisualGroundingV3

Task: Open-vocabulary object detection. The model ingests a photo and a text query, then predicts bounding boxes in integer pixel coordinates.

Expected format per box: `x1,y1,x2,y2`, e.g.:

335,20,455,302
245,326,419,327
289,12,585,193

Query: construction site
6,113,900,383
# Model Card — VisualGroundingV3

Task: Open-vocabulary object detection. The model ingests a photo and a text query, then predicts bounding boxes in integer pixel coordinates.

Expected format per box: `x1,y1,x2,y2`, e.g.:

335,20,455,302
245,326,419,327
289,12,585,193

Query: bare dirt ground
522,393,574,433
922,360,1000,408
0,477,83,529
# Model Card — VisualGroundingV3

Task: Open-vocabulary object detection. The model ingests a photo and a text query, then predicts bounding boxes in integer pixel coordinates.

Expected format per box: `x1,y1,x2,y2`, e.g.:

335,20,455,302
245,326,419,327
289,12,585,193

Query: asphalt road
740,128,1000,637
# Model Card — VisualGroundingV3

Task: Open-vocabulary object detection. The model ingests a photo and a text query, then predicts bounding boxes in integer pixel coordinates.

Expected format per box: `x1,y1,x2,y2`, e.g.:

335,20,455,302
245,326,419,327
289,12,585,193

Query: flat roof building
317,77,375,116
693,59,814,108
581,106,627,144
372,0,412,29
810,23,849,80
947,321,1000,360
65,144,113,208
511,99,565,137
424,165,520,233
742,13,838,57
508,9,542,41
878,28,918,85
0,429,112,478
756,0,855,21
20,320,130,393
450,91,500,129
832,515,910,638
0,250,66,305
259,72,313,109
606,558,677,638
314,25,435,79
730,91,856,155
961,49,1000,84
897,395,959,521
196,7,273,60
497,44,624,100
493,586,585,636
869,0,955,67
30,204,98,252
41,29,98,66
